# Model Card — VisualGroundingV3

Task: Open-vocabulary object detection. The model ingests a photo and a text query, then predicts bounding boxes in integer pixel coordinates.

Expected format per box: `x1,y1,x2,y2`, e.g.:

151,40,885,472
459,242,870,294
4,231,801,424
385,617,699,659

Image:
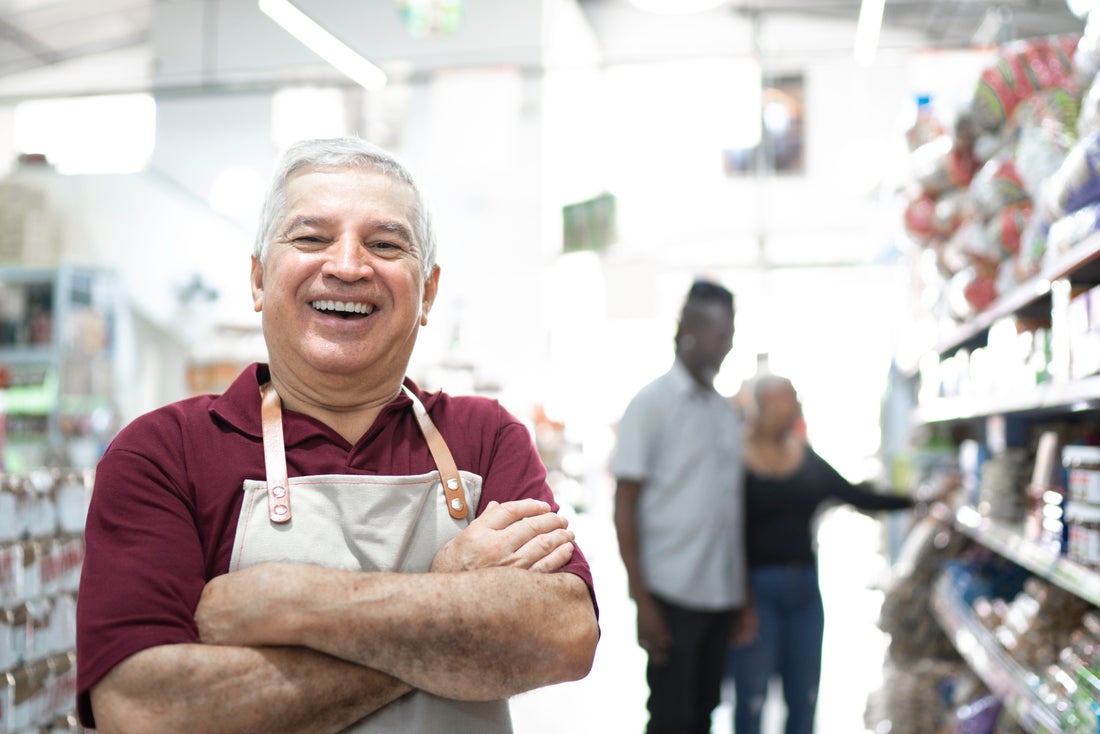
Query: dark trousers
645,595,737,734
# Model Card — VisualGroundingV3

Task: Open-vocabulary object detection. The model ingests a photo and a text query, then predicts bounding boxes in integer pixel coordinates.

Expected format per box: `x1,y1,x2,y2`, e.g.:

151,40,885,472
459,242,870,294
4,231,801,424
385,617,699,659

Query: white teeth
312,300,374,315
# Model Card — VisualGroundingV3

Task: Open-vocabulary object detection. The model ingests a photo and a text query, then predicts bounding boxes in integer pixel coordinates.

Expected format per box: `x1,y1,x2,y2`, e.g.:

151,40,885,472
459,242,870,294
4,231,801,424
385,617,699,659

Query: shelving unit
930,573,1065,733
0,265,121,472
949,504,1100,607
925,233,1100,361
906,235,1100,732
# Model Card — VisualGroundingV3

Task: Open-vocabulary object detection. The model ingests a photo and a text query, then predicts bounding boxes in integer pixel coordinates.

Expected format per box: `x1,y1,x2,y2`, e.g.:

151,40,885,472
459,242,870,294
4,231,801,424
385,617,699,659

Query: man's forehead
280,167,416,217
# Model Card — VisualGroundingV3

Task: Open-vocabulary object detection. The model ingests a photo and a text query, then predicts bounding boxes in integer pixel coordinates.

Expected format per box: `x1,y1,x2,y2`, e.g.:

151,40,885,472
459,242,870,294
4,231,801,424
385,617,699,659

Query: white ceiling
0,0,1087,101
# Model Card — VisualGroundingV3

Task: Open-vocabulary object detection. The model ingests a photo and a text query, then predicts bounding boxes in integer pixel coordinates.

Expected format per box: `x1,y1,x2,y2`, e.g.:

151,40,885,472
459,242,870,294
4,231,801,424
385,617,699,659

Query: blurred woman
726,375,914,734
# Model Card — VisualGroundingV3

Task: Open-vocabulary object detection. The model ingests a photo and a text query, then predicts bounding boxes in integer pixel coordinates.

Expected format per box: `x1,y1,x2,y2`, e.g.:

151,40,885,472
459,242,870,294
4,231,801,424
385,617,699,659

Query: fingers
433,498,576,573
528,539,575,573
638,634,671,665
477,498,559,531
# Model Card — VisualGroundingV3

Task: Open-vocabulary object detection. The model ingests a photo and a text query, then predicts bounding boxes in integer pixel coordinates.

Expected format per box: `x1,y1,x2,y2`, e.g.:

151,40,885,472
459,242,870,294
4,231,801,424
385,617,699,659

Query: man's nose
323,235,375,280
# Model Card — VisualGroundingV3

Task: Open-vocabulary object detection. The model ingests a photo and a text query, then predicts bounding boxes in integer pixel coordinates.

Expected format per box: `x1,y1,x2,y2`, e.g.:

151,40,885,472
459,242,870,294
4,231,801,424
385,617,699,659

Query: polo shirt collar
669,358,712,397
209,362,440,445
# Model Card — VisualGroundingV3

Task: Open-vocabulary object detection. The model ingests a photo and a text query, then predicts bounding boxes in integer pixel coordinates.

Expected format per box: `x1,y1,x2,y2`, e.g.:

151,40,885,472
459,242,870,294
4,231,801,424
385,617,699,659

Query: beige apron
229,384,513,733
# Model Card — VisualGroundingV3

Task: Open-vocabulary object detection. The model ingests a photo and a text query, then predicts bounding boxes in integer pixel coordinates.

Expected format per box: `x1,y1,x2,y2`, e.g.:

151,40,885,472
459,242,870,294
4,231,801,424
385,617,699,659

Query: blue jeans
725,564,824,734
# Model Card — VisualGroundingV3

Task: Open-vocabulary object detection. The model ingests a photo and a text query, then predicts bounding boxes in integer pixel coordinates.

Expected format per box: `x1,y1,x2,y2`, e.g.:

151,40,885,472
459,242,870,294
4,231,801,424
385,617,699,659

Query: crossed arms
89,499,599,734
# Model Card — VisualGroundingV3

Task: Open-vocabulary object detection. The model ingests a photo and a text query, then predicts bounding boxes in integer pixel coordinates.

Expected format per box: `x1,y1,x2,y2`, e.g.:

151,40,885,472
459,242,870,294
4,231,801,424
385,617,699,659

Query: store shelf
951,505,1100,607
932,234,1100,359
914,374,1100,423
930,574,1065,733
0,346,56,364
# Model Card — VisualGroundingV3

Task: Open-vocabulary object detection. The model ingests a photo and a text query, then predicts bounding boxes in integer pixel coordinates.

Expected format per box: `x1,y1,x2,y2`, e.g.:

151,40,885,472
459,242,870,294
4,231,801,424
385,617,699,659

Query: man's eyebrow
377,220,415,245
282,216,332,233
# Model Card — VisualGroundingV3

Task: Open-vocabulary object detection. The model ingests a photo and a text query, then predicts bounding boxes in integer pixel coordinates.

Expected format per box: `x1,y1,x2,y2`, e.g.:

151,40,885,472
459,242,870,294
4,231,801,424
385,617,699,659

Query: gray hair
253,137,437,279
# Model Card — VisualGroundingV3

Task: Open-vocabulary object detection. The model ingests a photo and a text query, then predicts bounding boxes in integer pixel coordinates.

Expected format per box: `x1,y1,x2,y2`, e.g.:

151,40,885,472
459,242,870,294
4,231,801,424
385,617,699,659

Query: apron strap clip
260,382,292,523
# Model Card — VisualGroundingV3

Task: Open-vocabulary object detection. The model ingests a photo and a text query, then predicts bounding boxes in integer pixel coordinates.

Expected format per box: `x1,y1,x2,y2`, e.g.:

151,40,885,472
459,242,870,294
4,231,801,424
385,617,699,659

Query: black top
744,447,913,567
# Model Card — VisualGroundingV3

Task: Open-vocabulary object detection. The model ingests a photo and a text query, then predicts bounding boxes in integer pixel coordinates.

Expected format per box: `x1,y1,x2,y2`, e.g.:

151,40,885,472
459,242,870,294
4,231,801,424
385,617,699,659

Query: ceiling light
854,0,885,67
258,0,386,91
629,0,728,15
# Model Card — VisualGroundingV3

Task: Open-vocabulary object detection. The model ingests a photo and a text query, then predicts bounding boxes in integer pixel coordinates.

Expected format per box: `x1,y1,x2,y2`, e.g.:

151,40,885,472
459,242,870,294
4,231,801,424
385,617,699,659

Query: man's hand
730,601,758,647
431,499,575,573
634,592,671,666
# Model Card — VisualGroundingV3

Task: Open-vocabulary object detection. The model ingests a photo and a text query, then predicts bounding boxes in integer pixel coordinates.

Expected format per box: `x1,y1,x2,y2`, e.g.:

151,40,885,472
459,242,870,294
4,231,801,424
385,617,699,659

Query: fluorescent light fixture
258,0,386,91
853,0,885,67
629,0,727,15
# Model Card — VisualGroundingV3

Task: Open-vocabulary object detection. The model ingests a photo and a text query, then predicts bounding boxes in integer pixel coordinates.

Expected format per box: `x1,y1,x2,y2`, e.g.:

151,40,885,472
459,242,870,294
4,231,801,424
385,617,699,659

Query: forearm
91,642,411,734
299,567,596,700
613,481,648,600
201,564,597,701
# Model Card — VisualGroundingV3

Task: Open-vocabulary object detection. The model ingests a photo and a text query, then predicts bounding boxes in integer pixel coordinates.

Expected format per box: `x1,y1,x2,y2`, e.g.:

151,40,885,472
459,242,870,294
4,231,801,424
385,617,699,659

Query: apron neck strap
402,385,469,520
257,381,470,522
260,382,292,523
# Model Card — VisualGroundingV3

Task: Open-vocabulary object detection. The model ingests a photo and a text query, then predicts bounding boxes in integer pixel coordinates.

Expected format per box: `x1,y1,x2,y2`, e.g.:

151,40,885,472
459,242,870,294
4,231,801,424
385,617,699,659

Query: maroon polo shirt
76,363,595,726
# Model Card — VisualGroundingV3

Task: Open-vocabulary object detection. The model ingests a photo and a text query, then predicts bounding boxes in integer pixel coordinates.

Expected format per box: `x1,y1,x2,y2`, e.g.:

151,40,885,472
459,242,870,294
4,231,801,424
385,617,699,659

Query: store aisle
510,493,894,734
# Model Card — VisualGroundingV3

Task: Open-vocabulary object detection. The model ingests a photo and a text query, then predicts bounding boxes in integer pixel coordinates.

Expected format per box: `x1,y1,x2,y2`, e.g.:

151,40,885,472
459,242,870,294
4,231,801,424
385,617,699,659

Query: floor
510,489,894,734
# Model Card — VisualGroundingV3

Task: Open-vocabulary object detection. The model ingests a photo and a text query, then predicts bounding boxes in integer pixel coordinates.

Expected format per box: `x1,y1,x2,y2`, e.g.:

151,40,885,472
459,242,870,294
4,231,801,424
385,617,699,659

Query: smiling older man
76,137,599,734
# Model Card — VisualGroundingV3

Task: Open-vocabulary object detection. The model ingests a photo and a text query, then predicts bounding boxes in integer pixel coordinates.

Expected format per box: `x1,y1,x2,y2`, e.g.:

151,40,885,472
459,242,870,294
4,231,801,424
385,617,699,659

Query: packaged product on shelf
971,34,1081,135
1041,131,1100,221
1067,502,1100,567
19,539,40,603
863,658,967,734
879,514,969,663
912,135,981,197
1045,200,1100,260
951,692,1003,734
907,94,947,151
905,192,939,244
1075,10,1100,84
1065,445,1100,504
994,577,1092,670
1059,625,1100,728
950,263,999,316
970,156,1031,224
977,448,1031,522
1079,75,1100,138
54,471,88,536
26,596,53,661
1013,206,1050,280
984,202,1032,258
1017,102,1079,197
0,603,27,671
1026,431,1066,547
1045,659,1084,731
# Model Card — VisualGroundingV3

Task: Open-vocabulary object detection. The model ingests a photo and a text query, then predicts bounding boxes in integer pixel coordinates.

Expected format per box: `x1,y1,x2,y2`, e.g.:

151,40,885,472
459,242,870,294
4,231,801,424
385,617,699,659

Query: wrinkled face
251,165,439,386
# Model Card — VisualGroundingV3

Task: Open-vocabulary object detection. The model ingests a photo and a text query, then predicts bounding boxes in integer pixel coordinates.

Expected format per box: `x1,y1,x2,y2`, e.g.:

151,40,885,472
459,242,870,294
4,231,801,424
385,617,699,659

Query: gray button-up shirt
612,359,745,610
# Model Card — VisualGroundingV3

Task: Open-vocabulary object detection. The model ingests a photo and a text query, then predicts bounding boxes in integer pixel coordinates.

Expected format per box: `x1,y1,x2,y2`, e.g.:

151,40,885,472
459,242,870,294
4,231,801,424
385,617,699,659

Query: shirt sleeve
813,449,914,511
477,402,599,620
611,390,654,482
75,414,209,726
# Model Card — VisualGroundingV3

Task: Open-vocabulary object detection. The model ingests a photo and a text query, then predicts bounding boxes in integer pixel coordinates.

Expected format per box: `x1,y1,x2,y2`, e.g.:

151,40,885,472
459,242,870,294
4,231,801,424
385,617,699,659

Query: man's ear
250,255,264,313
420,265,441,326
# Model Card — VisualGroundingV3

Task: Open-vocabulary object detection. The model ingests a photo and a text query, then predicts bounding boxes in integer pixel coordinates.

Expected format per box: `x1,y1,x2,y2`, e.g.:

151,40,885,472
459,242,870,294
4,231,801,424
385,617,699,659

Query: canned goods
1063,445,1100,505
1066,502,1100,568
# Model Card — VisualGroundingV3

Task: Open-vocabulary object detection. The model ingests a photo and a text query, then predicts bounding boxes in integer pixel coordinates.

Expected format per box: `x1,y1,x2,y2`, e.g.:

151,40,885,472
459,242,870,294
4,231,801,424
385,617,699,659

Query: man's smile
311,300,375,318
